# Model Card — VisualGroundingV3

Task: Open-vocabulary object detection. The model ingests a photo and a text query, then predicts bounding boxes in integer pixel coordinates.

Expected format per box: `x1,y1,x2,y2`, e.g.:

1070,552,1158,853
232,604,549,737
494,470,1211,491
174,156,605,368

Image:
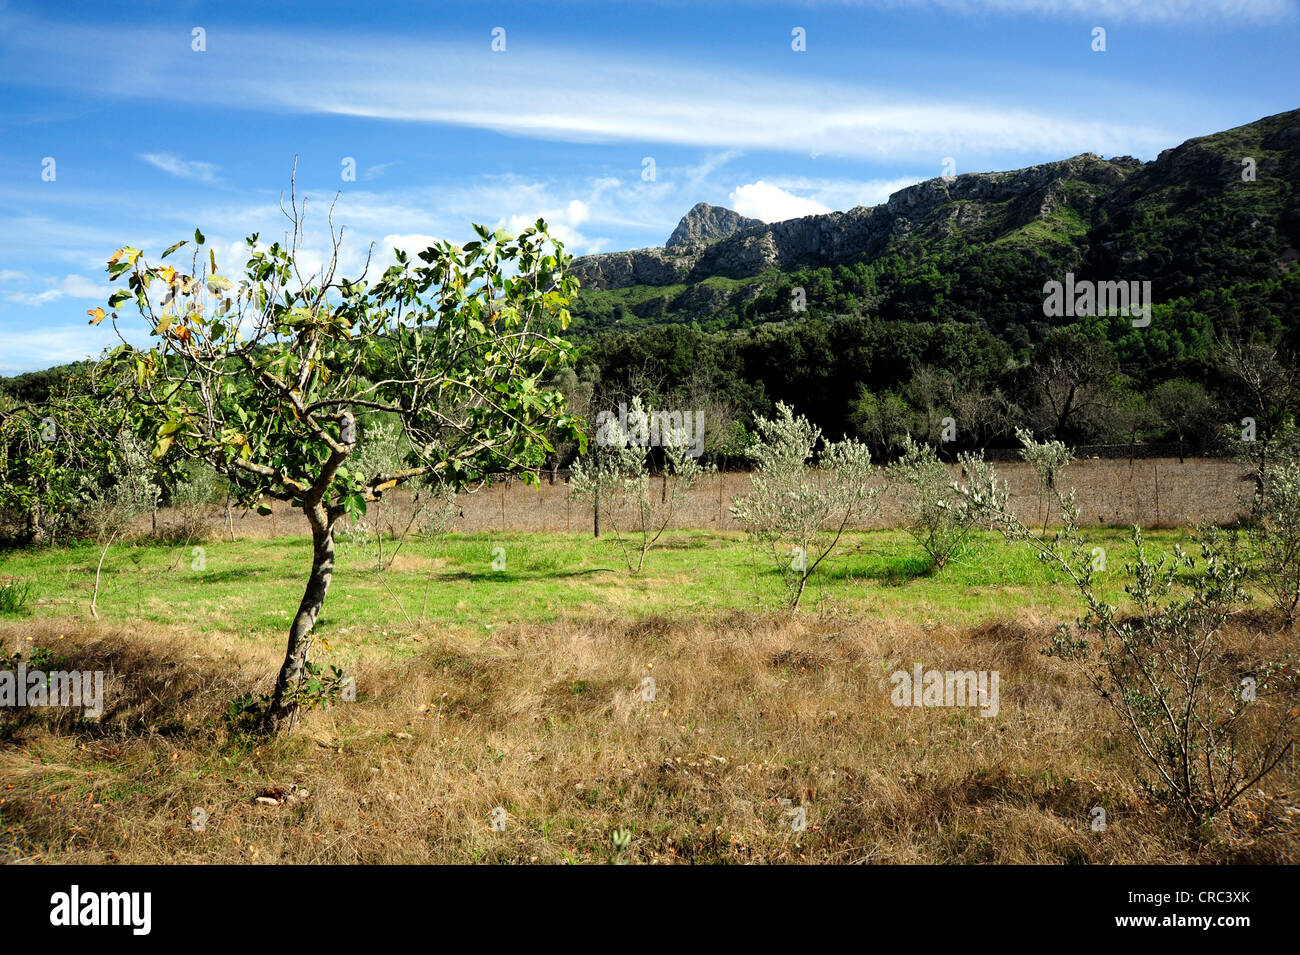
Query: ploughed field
0,527,1297,864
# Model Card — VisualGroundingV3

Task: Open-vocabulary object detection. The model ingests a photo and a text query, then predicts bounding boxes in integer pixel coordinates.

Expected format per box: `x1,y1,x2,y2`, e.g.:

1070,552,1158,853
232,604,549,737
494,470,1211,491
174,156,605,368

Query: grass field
1,528,1297,864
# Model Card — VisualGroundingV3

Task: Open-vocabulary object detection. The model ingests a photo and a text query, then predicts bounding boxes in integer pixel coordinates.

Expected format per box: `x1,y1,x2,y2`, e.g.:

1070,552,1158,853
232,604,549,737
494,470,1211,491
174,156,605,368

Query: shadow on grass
189,568,266,584
0,627,254,743
433,567,621,583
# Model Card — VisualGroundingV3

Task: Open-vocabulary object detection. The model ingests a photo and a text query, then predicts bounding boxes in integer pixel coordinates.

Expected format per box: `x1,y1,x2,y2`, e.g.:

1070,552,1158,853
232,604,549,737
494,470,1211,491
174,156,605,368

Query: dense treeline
561,268,1300,461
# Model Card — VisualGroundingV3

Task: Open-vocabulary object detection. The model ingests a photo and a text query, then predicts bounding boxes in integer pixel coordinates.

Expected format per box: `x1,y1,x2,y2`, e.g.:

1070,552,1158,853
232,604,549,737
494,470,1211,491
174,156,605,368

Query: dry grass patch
1,612,1296,864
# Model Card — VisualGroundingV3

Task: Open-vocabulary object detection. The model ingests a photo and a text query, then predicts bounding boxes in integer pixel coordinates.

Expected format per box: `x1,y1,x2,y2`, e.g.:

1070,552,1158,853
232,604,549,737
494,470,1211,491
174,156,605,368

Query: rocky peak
665,202,763,252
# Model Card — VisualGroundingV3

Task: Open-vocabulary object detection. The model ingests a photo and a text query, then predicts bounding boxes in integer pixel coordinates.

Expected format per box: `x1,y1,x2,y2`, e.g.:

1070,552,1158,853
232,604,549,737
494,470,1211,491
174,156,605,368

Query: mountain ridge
568,108,1300,338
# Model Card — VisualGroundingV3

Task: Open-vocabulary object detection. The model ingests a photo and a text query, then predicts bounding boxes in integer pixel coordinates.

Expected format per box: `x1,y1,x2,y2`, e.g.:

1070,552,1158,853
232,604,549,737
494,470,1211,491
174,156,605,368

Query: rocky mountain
569,108,1300,337
665,202,763,252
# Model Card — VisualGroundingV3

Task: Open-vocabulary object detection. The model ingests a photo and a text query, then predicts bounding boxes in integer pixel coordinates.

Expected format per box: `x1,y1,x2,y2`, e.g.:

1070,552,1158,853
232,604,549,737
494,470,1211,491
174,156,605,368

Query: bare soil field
154,457,1250,540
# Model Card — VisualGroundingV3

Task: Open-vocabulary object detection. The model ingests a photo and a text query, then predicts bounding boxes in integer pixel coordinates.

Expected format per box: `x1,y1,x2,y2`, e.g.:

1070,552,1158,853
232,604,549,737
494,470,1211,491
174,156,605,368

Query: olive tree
569,395,710,573
958,466,1298,823
886,435,992,572
97,190,580,730
730,403,879,610
1016,427,1072,535
1246,459,1300,627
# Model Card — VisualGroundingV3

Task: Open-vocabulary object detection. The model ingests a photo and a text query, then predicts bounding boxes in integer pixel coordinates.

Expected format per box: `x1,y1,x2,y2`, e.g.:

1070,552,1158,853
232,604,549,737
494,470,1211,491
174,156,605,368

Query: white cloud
139,153,220,183
729,182,831,222
0,324,122,375
755,175,926,211
0,270,25,282
6,274,107,306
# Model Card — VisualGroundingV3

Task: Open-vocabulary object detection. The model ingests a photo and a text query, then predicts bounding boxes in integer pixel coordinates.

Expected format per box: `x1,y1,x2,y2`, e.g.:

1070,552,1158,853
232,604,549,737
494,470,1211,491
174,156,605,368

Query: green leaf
195,229,206,245
161,240,188,259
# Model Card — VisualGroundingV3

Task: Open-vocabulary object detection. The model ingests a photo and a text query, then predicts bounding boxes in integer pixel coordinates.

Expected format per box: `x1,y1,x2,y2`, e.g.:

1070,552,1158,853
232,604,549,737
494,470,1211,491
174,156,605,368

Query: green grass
0,527,1190,645
0,578,34,615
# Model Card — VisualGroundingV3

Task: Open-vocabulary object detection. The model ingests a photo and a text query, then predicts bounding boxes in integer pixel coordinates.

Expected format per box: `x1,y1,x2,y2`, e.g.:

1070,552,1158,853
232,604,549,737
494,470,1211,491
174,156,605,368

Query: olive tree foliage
165,459,225,544
569,396,710,573
1245,459,1300,627
337,417,459,572
97,190,580,730
79,432,160,619
958,466,1299,824
730,403,880,610
1016,427,1072,534
886,435,994,572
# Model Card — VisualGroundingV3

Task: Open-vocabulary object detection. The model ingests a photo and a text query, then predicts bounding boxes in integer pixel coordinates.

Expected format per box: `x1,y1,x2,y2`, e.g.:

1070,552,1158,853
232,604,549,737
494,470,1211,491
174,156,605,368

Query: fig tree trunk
266,502,339,731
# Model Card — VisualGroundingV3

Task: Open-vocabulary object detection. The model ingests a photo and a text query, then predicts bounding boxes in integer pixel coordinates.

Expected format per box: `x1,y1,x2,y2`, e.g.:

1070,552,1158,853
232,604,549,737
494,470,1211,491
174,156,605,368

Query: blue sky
0,0,1297,374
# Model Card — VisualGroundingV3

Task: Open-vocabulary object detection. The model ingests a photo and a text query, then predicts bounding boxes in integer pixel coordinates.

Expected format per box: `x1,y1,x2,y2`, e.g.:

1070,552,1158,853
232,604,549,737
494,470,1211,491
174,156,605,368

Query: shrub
78,433,160,618
166,459,223,543
0,580,33,616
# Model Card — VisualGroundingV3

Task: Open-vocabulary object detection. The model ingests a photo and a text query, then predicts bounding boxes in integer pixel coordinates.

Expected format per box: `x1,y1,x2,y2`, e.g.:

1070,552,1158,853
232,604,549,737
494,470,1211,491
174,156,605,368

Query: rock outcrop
665,202,763,252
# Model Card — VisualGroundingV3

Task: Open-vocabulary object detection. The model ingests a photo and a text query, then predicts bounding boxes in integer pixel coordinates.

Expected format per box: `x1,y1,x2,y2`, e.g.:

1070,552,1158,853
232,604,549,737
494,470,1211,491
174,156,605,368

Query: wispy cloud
3,25,1179,162
0,325,113,376
139,153,220,183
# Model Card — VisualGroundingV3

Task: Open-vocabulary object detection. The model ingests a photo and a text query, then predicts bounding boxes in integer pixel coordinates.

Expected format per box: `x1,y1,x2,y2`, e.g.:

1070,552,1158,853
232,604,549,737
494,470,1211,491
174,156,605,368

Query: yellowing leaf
87,307,106,325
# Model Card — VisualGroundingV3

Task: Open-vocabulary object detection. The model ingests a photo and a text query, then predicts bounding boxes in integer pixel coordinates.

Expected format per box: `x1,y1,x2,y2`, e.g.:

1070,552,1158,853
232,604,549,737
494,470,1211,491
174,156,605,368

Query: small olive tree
80,433,160,618
98,185,579,731
958,465,1298,824
1016,427,1072,534
1246,459,1300,627
886,435,992,572
731,403,879,610
569,396,709,573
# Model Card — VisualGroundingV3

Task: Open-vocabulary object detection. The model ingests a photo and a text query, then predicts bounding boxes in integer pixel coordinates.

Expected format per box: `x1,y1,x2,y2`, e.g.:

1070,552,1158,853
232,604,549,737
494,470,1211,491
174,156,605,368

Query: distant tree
1218,339,1300,486
851,387,914,460
569,396,710,573
1025,327,1119,442
1109,387,1154,462
1150,378,1216,462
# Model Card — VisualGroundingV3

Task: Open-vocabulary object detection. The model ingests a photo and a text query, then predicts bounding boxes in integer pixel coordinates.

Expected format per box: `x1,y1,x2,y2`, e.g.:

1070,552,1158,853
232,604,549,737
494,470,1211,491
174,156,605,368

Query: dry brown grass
2,609,1296,864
